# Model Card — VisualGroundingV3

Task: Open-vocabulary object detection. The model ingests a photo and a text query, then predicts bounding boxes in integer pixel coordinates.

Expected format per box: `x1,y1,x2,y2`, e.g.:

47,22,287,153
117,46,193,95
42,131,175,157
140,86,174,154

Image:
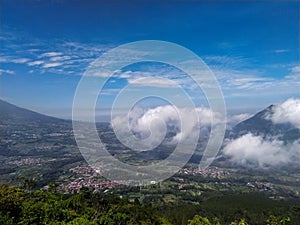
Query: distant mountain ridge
0,99,66,124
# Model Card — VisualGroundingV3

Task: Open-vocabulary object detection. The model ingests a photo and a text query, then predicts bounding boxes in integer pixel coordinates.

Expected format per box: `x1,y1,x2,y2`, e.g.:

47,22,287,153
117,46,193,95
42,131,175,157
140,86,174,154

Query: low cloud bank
223,133,300,167
111,105,221,151
268,98,300,129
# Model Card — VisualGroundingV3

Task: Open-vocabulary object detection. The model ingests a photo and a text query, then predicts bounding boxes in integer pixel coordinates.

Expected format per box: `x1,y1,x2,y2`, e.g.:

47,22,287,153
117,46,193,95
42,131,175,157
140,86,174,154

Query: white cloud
0,57,9,63
291,65,300,74
207,65,300,98
284,66,300,82
223,133,300,167
195,107,216,126
273,49,289,53
0,33,111,76
212,67,274,91
1,32,298,102
268,98,300,129
111,105,221,151
118,70,133,79
42,62,63,68
229,77,273,87
128,77,178,87
49,56,71,61
0,57,30,64
11,58,30,63
27,60,44,66
111,106,171,150
0,69,15,75
39,52,63,58
228,113,251,125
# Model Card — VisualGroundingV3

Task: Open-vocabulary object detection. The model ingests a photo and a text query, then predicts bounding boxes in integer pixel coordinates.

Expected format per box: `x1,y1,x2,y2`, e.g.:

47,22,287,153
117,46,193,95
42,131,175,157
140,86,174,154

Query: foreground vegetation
1,185,299,225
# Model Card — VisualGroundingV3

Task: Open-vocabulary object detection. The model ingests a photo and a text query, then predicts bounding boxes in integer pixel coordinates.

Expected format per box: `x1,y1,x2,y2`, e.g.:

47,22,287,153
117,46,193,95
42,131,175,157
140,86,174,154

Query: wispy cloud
0,56,30,64
0,31,108,76
27,60,44,66
204,55,247,67
49,56,71,61
128,77,178,87
228,76,273,88
0,30,298,101
39,52,63,58
273,49,289,53
11,58,30,63
0,69,15,75
205,63,300,98
42,62,63,68
291,65,300,74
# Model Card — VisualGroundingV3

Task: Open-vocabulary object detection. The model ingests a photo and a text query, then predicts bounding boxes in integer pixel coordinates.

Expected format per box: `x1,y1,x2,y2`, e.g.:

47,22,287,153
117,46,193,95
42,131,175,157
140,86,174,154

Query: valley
1,99,299,206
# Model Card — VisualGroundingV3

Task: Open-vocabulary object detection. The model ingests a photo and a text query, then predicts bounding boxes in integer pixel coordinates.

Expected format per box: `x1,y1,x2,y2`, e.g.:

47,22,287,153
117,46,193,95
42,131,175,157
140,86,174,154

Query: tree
230,218,248,225
266,215,291,225
17,177,37,193
188,215,212,225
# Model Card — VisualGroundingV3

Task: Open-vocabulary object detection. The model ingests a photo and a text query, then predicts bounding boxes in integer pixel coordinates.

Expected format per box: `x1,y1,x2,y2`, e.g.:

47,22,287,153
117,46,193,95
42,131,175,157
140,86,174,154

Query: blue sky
0,0,299,120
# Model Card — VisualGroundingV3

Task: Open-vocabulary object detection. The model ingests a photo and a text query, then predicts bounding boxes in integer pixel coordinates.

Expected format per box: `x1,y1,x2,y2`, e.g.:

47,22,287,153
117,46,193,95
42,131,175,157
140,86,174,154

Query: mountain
229,104,299,142
0,99,66,124
0,100,85,186
0,99,76,156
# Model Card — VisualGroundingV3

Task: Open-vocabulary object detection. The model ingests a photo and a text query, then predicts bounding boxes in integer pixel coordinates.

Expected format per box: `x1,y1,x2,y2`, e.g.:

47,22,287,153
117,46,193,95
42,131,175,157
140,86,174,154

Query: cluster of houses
7,157,44,166
58,164,122,193
179,167,230,179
